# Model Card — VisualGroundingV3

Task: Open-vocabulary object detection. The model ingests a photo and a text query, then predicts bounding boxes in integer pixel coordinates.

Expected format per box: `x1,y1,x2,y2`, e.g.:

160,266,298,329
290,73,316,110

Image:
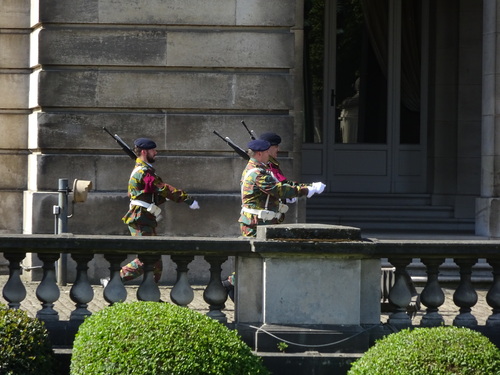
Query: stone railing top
256,224,362,241
1,228,500,259
0,234,251,255
371,239,500,258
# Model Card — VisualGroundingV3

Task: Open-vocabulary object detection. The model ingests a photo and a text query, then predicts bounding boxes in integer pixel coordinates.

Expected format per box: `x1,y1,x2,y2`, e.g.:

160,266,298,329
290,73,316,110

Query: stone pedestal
234,224,381,352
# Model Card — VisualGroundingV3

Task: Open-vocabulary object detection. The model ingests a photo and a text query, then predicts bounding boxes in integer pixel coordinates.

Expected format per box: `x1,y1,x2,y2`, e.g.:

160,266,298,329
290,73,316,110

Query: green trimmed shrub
348,326,500,375
70,301,269,375
0,304,55,375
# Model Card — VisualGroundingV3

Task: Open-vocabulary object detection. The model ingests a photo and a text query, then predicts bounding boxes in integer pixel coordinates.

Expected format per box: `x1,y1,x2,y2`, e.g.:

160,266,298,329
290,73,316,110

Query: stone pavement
0,275,493,326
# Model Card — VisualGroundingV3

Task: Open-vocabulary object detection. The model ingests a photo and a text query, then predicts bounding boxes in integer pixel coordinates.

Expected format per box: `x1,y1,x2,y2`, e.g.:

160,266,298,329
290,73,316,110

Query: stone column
477,0,500,237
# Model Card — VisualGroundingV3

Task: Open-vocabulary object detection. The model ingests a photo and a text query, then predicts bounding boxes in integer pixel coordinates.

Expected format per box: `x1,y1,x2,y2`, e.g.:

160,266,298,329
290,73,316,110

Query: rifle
102,127,137,160
213,130,250,160
241,120,256,140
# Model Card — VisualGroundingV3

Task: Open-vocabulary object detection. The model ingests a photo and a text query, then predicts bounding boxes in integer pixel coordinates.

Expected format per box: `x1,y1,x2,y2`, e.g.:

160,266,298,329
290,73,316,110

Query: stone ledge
256,224,362,241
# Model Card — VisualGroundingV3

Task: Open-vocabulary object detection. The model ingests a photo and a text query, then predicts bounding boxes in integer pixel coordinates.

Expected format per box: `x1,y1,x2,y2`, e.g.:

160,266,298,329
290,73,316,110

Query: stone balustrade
2,227,500,350
373,238,500,329
1,234,247,325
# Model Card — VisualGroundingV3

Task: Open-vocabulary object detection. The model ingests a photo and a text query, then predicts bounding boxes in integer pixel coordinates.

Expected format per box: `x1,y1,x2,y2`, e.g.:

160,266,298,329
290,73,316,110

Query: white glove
286,198,297,204
316,182,326,195
307,182,326,198
189,200,200,210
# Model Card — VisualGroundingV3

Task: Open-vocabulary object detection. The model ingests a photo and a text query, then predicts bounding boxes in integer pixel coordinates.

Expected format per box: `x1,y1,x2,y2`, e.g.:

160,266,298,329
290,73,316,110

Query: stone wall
14,0,304,237
0,0,30,234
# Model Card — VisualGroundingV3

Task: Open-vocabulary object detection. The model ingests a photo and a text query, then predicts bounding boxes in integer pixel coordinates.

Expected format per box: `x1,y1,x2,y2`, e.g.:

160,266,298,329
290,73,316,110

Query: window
304,0,421,145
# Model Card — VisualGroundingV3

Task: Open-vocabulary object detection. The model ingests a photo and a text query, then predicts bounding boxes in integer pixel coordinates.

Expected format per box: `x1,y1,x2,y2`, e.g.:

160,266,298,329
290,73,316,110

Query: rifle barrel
102,127,137,160
241,120,256,140
102,127,113,137
213,130,225,140
212,130,249,160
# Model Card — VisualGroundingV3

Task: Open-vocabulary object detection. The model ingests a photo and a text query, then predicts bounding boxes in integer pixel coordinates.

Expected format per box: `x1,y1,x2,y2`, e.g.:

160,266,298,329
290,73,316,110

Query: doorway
302,0,428,194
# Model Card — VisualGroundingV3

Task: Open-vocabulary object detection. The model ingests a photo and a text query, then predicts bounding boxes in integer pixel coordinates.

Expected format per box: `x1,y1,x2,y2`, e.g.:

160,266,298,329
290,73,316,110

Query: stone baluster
69,253,95,320
35,253,61,321
103,254,128,305
170,255,194,307
203,255,228,323
2,252,27,309
452,258,478,327
387,257,413,327
137,254,161,302
420,258,445,327
486,259,500,327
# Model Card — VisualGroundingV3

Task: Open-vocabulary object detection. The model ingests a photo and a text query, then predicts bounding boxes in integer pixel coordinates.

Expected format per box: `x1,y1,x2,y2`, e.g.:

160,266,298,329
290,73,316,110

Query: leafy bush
348,326,500,375
71,301,269,375
0,304,55,375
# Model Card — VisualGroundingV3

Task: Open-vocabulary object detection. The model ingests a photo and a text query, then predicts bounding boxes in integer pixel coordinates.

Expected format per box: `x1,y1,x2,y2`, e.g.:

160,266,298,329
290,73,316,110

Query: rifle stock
102,127,137,160
213,130,249,160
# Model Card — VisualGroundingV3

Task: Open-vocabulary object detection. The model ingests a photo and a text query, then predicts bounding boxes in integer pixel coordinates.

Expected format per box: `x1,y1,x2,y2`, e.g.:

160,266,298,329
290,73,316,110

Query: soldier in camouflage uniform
239,139,325,237
222,139,324,299
120,137,200,282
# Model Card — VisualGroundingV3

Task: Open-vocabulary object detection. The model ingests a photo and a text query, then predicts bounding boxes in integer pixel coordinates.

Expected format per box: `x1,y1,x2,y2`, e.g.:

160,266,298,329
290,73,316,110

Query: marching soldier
103,137,200,286
239,139,325,237
223,138,325,298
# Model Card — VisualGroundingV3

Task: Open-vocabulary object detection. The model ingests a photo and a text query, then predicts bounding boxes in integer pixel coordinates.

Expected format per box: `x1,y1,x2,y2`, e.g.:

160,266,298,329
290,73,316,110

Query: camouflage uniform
121,157,195,281
239,158,307,237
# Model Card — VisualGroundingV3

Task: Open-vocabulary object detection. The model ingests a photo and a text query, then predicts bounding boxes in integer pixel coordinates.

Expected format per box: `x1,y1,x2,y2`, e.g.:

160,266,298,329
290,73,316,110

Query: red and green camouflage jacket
238,158,307,227
122,158,194,228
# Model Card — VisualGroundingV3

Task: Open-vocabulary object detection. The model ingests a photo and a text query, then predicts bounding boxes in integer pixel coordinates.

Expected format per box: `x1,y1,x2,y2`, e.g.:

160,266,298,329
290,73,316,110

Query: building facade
0,0,498,239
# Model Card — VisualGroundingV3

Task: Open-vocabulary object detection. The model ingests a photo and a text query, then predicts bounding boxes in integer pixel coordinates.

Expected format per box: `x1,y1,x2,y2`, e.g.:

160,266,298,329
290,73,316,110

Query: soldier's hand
189,200,200,209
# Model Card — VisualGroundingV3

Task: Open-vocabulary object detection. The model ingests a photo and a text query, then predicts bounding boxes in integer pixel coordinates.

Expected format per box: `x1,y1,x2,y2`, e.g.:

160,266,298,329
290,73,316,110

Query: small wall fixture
72,179,93,203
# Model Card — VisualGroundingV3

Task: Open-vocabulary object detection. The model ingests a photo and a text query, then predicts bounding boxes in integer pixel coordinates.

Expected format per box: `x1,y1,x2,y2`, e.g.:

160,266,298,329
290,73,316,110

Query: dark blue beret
248,139,271,151
134,138,157,150
259,132,281,145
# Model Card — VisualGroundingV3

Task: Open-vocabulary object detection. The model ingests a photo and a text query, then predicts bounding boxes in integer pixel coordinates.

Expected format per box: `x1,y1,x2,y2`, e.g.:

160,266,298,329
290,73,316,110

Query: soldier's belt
130,200,162,220
241,207,281,221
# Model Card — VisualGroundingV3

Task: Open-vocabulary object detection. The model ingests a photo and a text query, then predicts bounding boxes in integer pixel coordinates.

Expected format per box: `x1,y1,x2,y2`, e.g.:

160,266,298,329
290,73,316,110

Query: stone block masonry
19,0,304,237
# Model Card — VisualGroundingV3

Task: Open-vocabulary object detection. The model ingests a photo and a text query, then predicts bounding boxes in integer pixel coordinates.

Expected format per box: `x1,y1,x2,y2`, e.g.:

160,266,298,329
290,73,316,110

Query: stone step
306,193,475,233
306,215,475,233
310,205,454,218
306,193,433,207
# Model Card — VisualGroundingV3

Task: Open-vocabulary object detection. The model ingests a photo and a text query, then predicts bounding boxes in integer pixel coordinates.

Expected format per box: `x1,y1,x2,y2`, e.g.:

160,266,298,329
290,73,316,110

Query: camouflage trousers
121,223,162,282
239,222,258,237
239,219,278,238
